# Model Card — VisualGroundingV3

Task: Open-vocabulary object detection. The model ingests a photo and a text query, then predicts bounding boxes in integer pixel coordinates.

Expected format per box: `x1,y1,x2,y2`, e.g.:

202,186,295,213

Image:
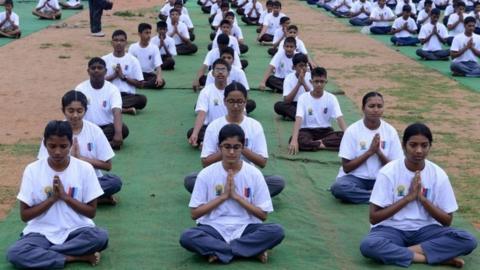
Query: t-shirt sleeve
153,46,163,67
37,140,48,159
338,127,356,160
195,89,209,113
389,128,404,160
110,85,123,110
250,122,269,158
269,53,280,69
94,126,115,162
82,163,104,203
237,70,250,90
200,124,219,158
418,25,427,39
252,169,273,212
131,57,144,81
330,95,343,119
169,38,178,56
370,170,394,208
17,165,34,206
433,173,459,214
450,35,462,51
295,95,306,118
282,74,295,96
189,170,209,208
392,18,401,30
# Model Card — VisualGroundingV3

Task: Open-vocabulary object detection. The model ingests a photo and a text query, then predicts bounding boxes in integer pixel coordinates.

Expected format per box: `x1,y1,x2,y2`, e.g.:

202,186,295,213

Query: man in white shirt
260,37,297,93
33,0,61,20
159,0,189,21
416,8,450,60
394,0,417,19
348,0,373,26
447,1,467,45
257,1,285,42
370,0,396,34
168,8,198,55
59,0,83,9
129,23,165,90
242,0,263,25
332,0,353,18
257,0,273,33
171,0,195,41
150,20,177,70
0,0,20,38
450,16,480,76
390,5,420,46
267,16,290,55
103,30,146,115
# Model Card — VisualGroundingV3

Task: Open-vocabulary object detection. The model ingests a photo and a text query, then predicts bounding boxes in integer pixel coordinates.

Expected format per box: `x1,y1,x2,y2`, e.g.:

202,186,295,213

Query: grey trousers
450,60,480,77
98,174,122,198
180,223,284,263
330,174,375,204
7,227,108,269
184,172,285,197
416,49,450,60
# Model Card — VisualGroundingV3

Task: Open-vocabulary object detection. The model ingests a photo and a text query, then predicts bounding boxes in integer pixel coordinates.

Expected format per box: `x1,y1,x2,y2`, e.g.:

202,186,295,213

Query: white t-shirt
167,21,190,45
444,4,454,17
166,13,194,29
215,25,244,41
337,119,403,179
447,13,465,37
370,6,395,27
201,116,269,160
244,2,264,19
212,9,239,28
333,0,353,13
451,33,480,63
210,3,220,16
150,35,177,56
75,80,122,126
418,22,448,51
206,66,250,90
38,120,115,177
270,51,294,79
283,72,312,102
468,11,480,28
203,48,242,69
394,2,416,15
195,84,228,125
416,10,431,26
128,42,163,74
370,159,458,231
0,11,19,30
36,0,60,12
272,28,285,44
392,17,418,38
64,0,81,7
212,34,241,55
350,1,373,20
160,3,189,18
278,37,308,55
18,157,103,245
262,12,286,35
296,91,343,129
189,161,273,243
417,0,435,11
102,53,144,94
259,10,269,24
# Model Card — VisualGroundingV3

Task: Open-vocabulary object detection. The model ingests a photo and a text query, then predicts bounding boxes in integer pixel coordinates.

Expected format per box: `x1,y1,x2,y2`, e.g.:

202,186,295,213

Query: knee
184,173,197,193
6,243,23,266
360,236,384,258
92,228,109,250
246,99,256,114
266,224,285,242
122,124,129,139
137,95,147,110
179,228,200,249
274,101,284,114
453,230,478,253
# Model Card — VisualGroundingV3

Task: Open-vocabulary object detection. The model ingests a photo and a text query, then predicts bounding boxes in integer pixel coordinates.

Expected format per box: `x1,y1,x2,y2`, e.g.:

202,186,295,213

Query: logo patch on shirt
381,141,386,149
44,186,53,198
323,107,328,114
124,65,129,71
421,187,430,198
215,184,224,196
67,186,78,198
397,185,406,197
213,99,219,106
308,108,313,115
102,100,107,108
244,187,251,198
360,141,367,150
87,142,93,152
148,55,152,60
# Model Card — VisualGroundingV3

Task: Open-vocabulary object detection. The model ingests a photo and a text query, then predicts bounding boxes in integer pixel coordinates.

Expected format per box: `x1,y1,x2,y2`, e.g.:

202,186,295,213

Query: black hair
212,58,231,72
220,2,229,8
169,8,181,14
88,57,106,68
361,91,383,109
225,11,235,18
112,29,127,39
217,33,230,45
4,0,13,6
430,8,441,16
287,25,298,31
156,20,168,29
138,23,152,33
402,5,412,12
464,16,476,25
218,124,246,145
280,17,290,25
292,53,308,66
220,47,235,59
284,36,297,47
456,1,466,8
272,1,282,8
224,81,248,99
424,0,433,5
311,67,327,78
475,2,480,8
62,90,88,112
174,0,183,6
220,19,232,27
266,0,274,6
43,120,73,146
402,123,433,146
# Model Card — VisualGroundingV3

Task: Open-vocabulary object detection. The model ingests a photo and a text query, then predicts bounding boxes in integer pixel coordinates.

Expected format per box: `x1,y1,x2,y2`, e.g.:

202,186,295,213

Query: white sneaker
91,32,105,37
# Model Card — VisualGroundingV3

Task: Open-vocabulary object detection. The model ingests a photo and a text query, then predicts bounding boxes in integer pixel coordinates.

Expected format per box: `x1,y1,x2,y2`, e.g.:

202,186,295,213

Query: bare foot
97,195,118,206
88,252,101,266
65,252,101,266
122,107,136,115
257,251,268,263
208,255,218,263
316,140,326,150
443,257,465,268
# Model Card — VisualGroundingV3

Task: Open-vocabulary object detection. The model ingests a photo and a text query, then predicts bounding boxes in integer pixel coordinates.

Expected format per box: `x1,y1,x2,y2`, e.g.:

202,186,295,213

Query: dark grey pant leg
7,233,65,269
179,225,234,263
184,172,198,193
49,227,109,256
330,174,375,204
100,123,129,141
98,174,122,197
265,76,284,93
230,223,285,258
121,92,148,110
264,175,285,197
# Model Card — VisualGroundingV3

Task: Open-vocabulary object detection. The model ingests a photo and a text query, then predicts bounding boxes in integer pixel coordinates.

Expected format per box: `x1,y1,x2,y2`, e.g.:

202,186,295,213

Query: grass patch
39,43,53,49
0,186,17,205
60,42,72,48
113,10,145,17
58,55,71,59
0,143,38,157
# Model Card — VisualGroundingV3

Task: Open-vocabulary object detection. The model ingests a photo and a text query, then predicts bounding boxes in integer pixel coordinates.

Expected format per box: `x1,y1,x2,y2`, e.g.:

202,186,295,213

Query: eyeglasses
226,99,246,105
312,79,327,84
213,67,228,73
220,144,243,150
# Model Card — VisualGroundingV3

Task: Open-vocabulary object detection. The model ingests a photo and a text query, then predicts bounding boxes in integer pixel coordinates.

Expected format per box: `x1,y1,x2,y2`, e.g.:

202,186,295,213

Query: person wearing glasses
184,82,286,197
180,123,285,264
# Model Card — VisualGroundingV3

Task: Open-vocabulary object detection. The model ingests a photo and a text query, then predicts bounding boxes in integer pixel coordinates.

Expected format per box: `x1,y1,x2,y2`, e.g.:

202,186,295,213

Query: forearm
125,78,142,88
20,199,56,222
112,109,123,137
105,73,117,81
284,83,301,103
78,157,112,171
261,66,274,84
191,196,227,220
241,148,267,168
233,195,267,221
337,116,347,131
342,153,373,173
291,117,302,142
370,198,412,224
196,65,208,81
192,112,206,135
63,197,97,219
420,198,453,226
376,150,390,166
201,152,222,167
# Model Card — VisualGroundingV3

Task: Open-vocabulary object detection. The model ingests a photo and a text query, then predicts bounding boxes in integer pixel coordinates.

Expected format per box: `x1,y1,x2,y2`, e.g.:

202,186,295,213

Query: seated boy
59,0,83,9
450,16,480,76
348,0,373,26
257,1,286,42
159,0,189,21
103,30,146,115
234,0,249,15
447,1,467,45
390,5,420,46
331,0,353,18
274,53,312,121
259,37,297,93
188,59,230,147
369,0,395,34
150,20,177,70
416,8,450,60
275,25,315,67
210,19,242,55
289,67,347,154
267,16,290,55
0,0,20,38
128,23,166,90
417,0,434,28
242,0,263,25
394,0,417,19
180,124,285,264
223,12,248,53
169,1,195,41
257,0,273,33
76,57,129,149
168,8,198,55
469,2,480,34
6,121,108,269
201,0,215,14
211,2,237,31
33,0,61,20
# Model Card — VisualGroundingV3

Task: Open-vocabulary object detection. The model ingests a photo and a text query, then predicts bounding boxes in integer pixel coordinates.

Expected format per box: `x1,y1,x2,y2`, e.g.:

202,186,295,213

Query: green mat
301,2,480,92
0,1,478,269
0,0,87,47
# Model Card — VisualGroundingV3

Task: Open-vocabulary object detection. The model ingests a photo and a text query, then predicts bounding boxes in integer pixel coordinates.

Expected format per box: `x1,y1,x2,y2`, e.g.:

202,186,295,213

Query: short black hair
361,91,383,109
464,16,476,25
280,17,290,25
287,25,298,31
169,8,181,14
266,0,274,6
402,123,433,146
224,81,248,99
43,120,73,146
220,19,232,27
424,0,433,6
430,8,441,16
156,20,168,29
292,53,308,66
272,1,282,8
456,1,466,8
88,57,106,68
225,11,235,18
402,5,412,12
218,124,245,145
217,33,230,45
284,36,297,47
112,29,127,39
138,23,152,33
220,2,229,8
220,47,235,59
62,90,88,112
311,67,327,78
4,0,13,6
212,58,231,72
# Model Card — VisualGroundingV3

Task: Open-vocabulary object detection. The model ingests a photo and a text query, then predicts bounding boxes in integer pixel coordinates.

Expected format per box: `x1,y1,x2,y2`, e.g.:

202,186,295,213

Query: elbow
369,216,380,225
87,209,97,219
20,214,30,223
342,165,352,174
257,159,267,169
201,158,209,168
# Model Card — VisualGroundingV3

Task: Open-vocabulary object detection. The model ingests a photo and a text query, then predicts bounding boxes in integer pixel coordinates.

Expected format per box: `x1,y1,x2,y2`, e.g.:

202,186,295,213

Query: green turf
0,2,479,269
0,0,86,47
301,3,480,92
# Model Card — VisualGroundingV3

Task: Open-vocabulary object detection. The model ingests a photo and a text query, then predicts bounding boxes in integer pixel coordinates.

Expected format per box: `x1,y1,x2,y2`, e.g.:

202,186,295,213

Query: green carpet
0,1,478,269
0,0,87,47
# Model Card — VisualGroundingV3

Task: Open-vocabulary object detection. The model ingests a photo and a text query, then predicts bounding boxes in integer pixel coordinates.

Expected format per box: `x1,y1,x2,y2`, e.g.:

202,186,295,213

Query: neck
140,40,149,47
363,118,381,130
226,113,244,124
113,50,125,57
70,120,83,134
404,158,425,172
215,81,226,89
48,156,70,172
90,79,105,89
222,160,242,172
311,89,324,98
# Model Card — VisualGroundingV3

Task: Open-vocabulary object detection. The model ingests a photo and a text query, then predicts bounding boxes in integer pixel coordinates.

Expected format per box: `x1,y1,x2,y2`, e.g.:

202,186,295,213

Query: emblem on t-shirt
244,187,251,198
323,107,328,114
421,187,430,199
215,184,224,196
397,185,405,197
102,100,107,108
87,142,93,152
280,62,284,69
125,65,129,71
214,99,219,106
381,141,386,149
360,141,367,150
67,186,78,198
44,186,53,198
148,55,152,60
308,108,313,115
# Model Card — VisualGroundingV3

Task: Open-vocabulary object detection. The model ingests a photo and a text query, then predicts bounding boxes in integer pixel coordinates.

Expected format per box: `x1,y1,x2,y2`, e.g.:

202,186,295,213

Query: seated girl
33,0,61,20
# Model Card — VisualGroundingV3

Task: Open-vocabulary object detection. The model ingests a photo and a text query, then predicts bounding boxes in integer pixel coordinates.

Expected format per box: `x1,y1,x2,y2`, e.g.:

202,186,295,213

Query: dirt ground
0,1,478,228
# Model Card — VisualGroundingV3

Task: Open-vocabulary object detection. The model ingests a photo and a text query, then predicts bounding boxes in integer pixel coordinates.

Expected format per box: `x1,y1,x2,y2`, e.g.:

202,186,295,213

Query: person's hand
71,137,80,158
188,133,198,147
173,24,179,34
298,69,305,85
403,22,409,30
467,38,474,49
432,25,437,33
259,82,266,91
407,171,422,202
367,133,380,156
53,175,67,201
289,140,299,155
155,76,164,87
380,14,384,21
222,169,235,199
111,132,123,149
192,79,200,92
